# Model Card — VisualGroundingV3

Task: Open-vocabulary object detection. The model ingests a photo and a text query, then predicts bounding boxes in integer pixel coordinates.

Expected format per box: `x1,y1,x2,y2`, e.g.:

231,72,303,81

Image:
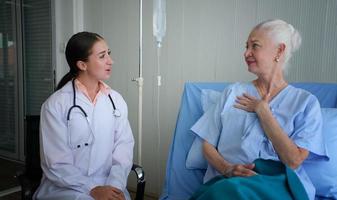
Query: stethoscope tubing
66,79,121,149
67,79,120,121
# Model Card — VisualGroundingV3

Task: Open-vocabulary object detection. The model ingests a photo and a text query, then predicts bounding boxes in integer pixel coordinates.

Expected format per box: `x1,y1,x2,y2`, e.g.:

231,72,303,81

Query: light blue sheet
160,82,337,200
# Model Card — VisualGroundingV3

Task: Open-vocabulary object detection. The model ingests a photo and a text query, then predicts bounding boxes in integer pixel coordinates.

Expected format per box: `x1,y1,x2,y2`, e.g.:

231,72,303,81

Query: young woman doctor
34,32,134,200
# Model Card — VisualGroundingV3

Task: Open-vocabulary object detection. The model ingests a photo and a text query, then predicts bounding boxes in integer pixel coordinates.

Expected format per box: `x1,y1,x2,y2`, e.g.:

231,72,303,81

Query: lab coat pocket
67,111,93,149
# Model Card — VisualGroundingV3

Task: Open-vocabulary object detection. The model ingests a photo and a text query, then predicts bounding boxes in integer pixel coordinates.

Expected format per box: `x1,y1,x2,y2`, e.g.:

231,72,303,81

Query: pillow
186,89,221,169
200,89,222,112
304,108,337,198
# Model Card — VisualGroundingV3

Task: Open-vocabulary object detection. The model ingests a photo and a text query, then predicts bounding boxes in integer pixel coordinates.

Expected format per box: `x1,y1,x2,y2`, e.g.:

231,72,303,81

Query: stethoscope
66,79,121,149
67,79,121,120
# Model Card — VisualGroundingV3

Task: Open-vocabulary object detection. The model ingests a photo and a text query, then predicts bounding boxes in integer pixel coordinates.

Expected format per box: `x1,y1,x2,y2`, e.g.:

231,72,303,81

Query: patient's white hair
253,19,302,69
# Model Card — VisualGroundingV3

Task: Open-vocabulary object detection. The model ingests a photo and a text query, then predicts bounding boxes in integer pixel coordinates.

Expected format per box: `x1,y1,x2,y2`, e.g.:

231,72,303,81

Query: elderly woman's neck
255,71,287,96
259,67,285,84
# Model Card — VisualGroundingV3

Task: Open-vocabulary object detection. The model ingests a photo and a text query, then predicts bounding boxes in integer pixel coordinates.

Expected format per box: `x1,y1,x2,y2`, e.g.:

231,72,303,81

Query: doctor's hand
222,163,257,178
234,93,270,114
90,186,125,200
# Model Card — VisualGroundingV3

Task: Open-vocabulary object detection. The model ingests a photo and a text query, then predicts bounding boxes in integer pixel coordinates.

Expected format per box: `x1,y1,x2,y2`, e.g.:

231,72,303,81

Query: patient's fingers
234,103,245,110
243,163,255,170
235,93,270,113
241,169,257,176
236,95,256,104
234,99,255,112
230,164,257,177
236,95,251,102
235,96,250,105
233,168,256,177
243,93,256,100
241,164,257,176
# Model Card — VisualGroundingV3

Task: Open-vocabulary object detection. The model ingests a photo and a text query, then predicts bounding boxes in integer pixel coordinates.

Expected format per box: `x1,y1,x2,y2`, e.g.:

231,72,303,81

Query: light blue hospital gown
191,82,327,200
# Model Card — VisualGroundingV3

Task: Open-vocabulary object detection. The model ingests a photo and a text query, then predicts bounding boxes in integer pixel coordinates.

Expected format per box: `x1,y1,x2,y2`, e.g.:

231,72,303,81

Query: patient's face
244,29,279,77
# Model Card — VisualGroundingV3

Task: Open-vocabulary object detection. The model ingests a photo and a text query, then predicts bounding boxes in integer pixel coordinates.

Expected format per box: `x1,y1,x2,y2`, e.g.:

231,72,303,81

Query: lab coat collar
59,80,108,107
59,80,111,95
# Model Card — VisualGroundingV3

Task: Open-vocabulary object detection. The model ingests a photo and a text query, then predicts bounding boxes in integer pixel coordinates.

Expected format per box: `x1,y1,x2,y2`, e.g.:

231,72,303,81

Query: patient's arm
203,141,256,177
256,102,309,169
235,93,309,169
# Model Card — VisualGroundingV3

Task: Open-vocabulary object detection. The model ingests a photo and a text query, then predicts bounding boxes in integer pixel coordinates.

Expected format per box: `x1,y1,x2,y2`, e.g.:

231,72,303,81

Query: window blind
23,0,53,115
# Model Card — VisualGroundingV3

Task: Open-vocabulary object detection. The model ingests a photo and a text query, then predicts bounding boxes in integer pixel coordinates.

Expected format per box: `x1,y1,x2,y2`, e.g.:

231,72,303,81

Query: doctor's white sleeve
39,102,98,194
105,101,135,190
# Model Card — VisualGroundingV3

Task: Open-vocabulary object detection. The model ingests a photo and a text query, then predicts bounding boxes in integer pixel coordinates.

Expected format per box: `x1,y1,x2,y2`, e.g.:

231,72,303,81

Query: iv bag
153,0,166,48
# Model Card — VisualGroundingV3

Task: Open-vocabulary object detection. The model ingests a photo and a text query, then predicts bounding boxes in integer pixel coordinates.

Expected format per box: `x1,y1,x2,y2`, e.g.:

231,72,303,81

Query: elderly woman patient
190,19,326,200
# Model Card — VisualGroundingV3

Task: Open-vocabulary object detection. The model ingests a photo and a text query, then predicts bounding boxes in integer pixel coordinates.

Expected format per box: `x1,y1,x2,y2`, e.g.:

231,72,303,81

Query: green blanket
189,159,309,200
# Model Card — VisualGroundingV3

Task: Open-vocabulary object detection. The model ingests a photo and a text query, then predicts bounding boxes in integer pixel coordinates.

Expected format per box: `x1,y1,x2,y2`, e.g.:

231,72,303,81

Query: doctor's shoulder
41,85,73,117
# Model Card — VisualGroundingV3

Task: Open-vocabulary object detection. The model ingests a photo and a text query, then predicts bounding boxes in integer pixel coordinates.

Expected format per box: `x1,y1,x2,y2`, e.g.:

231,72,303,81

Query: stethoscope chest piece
113,109,121,117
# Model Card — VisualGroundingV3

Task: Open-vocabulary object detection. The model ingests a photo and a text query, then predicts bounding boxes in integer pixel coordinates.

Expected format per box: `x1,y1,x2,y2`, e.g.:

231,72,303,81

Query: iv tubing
156,46,161,186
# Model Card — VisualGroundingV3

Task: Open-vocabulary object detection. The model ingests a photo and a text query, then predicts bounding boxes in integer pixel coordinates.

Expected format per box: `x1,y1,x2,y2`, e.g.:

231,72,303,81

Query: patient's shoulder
288,85,319,102
220,82,254,96
281,85,321,111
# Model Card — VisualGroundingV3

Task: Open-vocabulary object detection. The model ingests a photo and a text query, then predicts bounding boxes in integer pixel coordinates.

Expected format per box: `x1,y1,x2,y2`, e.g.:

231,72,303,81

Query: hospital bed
16,115,146,200
160,82,337,200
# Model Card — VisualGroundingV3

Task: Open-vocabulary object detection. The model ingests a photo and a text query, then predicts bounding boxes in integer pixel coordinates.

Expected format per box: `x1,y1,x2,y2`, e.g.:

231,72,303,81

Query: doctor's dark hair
56,31,104,90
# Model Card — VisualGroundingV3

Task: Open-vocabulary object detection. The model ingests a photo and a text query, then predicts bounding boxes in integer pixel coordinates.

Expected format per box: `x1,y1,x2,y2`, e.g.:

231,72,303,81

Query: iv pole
132,0,144,166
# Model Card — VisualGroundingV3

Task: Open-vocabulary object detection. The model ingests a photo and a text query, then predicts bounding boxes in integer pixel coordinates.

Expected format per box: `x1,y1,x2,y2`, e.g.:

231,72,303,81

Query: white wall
53,0,74,84
55,0,337,197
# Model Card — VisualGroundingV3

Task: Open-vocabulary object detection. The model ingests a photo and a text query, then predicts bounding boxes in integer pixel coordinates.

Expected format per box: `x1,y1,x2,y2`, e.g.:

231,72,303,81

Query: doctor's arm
40,103,98,194
203,140,256,177
105,102,134,191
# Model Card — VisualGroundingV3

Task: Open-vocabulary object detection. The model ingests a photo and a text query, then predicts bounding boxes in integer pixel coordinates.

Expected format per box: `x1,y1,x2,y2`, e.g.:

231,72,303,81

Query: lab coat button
85,143,88,146
77,145,81,148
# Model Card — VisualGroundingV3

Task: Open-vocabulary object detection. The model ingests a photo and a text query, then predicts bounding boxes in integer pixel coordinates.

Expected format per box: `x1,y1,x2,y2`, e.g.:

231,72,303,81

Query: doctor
34,32,134,200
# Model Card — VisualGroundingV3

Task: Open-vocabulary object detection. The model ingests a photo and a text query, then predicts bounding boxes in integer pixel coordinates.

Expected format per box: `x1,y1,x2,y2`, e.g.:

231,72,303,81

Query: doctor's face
84,39,114,81
244,29,279,77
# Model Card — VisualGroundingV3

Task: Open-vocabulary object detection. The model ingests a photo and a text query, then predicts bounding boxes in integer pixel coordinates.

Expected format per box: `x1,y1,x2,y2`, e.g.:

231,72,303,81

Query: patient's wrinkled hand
222,163,257,178
234,93,269,114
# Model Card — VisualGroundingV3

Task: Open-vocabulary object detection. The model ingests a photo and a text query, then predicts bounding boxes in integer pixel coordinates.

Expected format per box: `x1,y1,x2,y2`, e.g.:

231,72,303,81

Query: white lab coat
34,81,134,200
